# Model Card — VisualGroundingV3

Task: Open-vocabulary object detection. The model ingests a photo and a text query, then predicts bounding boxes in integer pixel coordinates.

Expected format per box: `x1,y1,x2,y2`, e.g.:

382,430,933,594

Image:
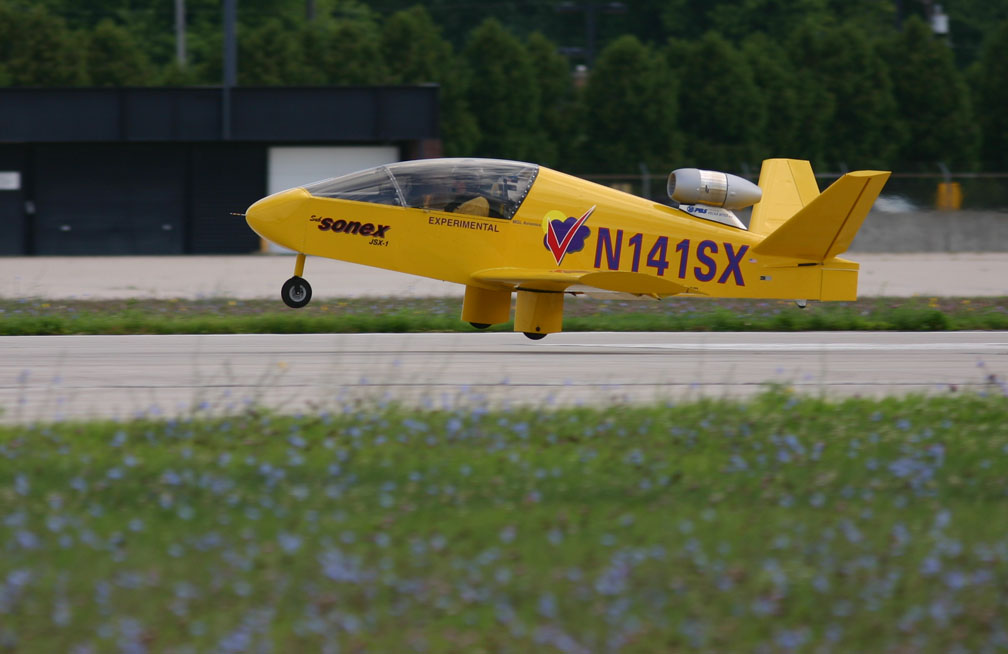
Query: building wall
0,87,440,255
0,143,266,255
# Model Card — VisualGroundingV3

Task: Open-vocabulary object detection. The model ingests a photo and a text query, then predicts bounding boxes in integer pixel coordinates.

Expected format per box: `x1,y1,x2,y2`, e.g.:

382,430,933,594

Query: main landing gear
281,253,312,309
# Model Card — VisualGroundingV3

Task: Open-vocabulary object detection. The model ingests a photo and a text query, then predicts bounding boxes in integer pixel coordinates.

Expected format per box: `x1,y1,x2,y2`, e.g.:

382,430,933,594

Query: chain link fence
584,172,1008,212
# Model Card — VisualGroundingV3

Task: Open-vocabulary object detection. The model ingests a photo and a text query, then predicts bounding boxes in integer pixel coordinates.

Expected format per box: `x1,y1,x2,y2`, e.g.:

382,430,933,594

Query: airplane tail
750,159,890,262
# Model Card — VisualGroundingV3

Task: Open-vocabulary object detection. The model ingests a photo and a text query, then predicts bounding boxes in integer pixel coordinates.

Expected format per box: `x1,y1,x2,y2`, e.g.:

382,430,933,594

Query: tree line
1,0,1007,173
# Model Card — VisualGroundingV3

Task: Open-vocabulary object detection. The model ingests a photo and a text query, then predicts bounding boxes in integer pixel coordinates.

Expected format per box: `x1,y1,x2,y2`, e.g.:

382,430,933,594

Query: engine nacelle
667,168,762,210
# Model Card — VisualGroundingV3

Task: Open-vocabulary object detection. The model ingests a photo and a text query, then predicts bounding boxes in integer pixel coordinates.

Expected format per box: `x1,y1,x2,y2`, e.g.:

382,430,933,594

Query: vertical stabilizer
748,159,820,236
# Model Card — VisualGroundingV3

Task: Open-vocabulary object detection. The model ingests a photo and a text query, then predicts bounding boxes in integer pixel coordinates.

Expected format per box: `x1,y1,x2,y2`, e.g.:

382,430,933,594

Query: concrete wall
849,211,1008,252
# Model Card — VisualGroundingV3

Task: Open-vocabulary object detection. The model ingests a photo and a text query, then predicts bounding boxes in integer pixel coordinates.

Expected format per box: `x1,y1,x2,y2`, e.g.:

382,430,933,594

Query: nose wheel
280,253,312,308
281,276,312,308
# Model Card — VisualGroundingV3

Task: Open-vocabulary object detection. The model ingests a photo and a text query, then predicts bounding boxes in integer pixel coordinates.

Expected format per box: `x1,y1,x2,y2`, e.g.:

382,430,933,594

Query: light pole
175,0,186,67
222,0,237,139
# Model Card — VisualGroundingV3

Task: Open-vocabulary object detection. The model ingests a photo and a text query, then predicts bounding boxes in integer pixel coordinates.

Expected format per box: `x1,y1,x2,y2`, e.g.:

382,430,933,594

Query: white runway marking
570,341,1008,352
2,332,1006,423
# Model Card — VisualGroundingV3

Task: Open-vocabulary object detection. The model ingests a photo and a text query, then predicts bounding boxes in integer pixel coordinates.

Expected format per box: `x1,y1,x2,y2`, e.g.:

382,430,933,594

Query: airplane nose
245,187,311,250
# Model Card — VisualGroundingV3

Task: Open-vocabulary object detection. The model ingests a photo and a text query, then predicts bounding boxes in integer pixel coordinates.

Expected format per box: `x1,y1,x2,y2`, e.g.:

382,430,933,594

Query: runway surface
2,253,1008,299
2,332,1006,423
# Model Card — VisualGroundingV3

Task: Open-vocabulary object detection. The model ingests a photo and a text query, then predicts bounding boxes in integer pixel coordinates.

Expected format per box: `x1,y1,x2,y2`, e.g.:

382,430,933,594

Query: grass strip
2,296,1008,335
2,390,1008,651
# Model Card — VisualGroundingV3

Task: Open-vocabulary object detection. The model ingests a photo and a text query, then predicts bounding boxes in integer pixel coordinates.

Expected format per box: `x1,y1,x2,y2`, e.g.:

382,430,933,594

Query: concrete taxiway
2,332,1005,423
2,253,1008,299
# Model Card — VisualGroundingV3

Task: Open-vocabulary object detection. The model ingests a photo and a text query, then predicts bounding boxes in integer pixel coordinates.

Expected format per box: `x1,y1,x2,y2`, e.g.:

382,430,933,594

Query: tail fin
748,159,821,236
753,167,890,262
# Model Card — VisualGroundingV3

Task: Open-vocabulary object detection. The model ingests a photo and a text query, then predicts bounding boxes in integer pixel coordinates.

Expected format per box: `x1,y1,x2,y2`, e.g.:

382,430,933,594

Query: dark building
0,86,440,255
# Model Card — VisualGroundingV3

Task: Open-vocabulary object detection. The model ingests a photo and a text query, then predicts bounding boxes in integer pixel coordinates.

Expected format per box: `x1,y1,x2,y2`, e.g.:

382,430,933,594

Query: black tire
469,322,491,329
523,331,547,340
281,276,312,309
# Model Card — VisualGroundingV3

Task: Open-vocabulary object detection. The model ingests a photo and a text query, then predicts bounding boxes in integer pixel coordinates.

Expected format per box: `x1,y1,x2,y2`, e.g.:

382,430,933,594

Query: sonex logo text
315,216,390,238
593,228,749,286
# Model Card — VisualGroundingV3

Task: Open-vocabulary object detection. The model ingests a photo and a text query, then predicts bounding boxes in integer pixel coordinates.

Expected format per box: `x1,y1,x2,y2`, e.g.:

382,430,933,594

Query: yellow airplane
246,158,889,339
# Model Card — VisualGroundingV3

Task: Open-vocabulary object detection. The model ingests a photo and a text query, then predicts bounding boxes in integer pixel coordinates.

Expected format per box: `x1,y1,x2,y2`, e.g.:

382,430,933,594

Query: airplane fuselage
252,167,857,303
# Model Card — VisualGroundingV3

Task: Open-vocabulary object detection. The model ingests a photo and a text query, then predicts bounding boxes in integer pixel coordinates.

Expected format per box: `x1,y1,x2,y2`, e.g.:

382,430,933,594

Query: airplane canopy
304,158,539,219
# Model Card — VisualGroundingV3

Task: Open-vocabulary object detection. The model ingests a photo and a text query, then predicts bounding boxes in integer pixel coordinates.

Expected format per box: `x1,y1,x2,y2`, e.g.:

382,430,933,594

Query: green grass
2,390,1008,651
2,296,1008,335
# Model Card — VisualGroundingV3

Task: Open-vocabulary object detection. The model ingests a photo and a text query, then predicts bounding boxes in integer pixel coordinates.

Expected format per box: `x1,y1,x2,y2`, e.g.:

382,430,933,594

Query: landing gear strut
281,253,312,309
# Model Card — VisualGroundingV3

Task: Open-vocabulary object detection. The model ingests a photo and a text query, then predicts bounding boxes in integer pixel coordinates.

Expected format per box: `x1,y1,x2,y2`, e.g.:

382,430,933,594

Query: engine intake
668,168,762,210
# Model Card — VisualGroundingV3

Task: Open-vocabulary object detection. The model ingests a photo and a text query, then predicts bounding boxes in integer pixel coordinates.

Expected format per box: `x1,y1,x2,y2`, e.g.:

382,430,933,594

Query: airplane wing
470,267,688,297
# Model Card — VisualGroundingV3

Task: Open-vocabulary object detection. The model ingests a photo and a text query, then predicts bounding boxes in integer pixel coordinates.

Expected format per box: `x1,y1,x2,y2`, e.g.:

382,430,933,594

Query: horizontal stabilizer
753,170,890,262
471,268,687,296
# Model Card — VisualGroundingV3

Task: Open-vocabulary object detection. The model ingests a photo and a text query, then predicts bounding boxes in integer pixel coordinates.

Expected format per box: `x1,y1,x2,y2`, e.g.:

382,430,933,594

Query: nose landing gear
281,253,312,309
282,276,312,308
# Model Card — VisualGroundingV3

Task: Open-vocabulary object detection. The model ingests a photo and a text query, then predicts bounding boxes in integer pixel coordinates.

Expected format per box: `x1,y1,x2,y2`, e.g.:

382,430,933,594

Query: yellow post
936,182,962,210
294,252,306,277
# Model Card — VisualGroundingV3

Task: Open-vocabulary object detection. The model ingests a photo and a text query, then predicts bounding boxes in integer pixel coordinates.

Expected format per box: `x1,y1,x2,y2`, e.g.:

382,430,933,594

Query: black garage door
27,143,264,255
188,144,265,254
0,146,26,255
33,144,187,255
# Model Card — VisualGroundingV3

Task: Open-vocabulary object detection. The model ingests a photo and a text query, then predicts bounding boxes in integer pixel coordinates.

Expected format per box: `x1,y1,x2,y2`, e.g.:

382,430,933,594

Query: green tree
380,5,451,84
672,32,764,171
304,15,387,85
184,25,224,85
525,32,576,168
705,0,829,41
787,20,902,169
379,5,477,157
941,0,1008,67
740,32,832,164
345,0,560,46
156,61,205,85
438,69,481,158
884,15,977,170
660,0,740,39
823,0,897,33
85,19,153,86
239,18,304,85
582,35,679,173
461,19,541,160
0,3,86,85
972,20,1008,170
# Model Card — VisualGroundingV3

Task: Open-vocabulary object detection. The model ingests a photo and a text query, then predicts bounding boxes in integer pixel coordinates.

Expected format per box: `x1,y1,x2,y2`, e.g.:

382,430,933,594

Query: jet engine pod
668,168,763,210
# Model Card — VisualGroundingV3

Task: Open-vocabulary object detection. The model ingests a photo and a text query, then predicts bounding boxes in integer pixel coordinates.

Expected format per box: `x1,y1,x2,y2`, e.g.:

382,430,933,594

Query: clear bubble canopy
303,158,539,219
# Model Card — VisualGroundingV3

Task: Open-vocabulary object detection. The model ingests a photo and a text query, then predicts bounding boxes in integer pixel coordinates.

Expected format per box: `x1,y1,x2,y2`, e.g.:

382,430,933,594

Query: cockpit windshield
303,158,539,220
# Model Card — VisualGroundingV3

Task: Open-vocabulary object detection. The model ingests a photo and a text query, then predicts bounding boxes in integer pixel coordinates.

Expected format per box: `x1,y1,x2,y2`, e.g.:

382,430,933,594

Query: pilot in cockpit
444,173,490,217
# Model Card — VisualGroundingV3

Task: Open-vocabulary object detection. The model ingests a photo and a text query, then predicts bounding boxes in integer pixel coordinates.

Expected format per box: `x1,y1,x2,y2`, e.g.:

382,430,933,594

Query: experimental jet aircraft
246,158,889,339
